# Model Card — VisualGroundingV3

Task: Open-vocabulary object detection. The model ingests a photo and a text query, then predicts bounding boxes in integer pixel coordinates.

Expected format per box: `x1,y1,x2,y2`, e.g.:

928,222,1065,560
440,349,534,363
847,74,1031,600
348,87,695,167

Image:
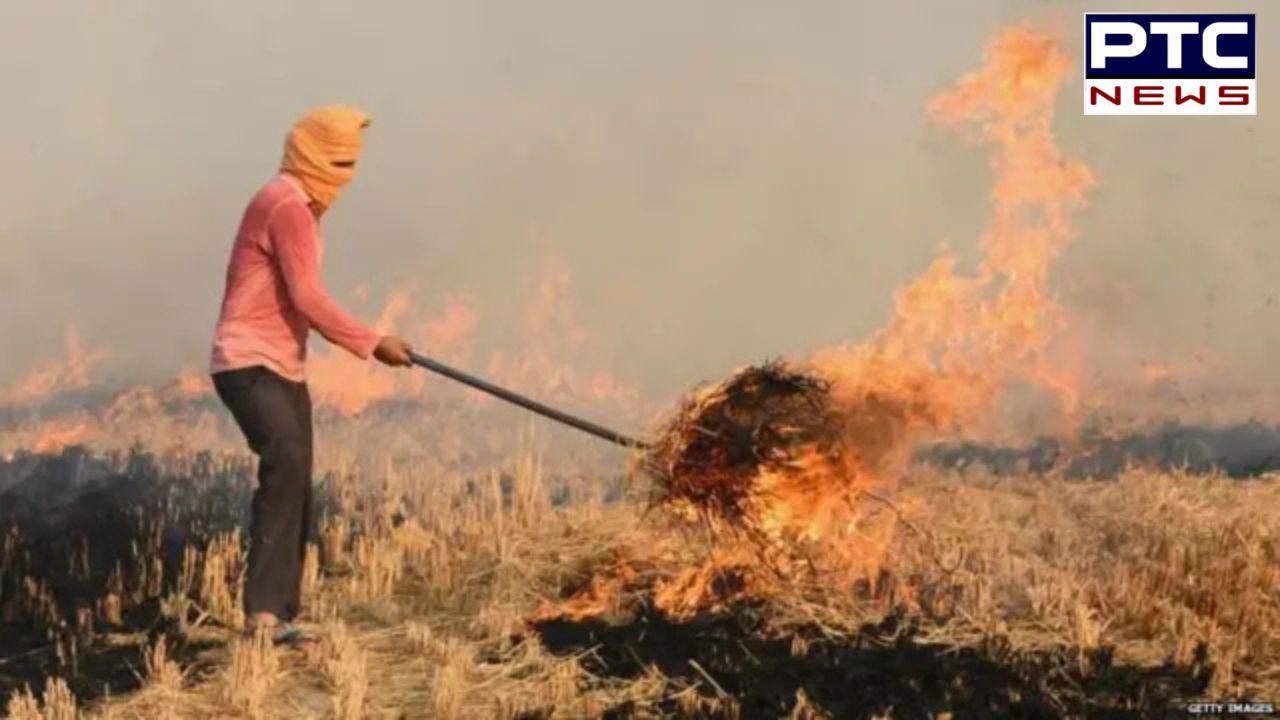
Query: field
2,407,1278,719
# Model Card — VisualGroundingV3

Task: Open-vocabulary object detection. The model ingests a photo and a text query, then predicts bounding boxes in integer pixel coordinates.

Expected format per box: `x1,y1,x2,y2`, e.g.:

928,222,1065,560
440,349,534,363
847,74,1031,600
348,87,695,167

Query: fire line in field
0,264,643,460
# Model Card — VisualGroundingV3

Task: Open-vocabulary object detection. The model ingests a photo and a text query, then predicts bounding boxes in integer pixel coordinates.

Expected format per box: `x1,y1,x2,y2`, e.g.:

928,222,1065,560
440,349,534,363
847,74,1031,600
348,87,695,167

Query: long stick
408,351,649,450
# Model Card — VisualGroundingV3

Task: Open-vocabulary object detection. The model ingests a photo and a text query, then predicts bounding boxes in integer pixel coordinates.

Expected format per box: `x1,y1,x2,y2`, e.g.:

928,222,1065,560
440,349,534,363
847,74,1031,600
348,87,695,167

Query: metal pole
408,351,650,450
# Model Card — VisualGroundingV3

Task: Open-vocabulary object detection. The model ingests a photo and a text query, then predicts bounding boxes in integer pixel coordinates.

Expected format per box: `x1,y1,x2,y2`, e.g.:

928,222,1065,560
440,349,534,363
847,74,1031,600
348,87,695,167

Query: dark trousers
212,366,313,622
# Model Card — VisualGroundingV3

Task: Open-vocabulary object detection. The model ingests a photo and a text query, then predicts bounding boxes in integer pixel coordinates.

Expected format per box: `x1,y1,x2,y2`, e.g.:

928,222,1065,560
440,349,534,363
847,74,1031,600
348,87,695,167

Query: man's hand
373,335,414,367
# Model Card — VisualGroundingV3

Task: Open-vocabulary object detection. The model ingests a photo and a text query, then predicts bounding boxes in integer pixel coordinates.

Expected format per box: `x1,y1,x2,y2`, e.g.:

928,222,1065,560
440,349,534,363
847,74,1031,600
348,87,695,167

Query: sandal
242,622,316,647
270,624,315,647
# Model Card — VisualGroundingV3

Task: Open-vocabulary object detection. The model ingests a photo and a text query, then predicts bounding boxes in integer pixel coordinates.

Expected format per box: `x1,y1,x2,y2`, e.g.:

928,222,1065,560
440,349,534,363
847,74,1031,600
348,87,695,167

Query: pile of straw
643,361,845,525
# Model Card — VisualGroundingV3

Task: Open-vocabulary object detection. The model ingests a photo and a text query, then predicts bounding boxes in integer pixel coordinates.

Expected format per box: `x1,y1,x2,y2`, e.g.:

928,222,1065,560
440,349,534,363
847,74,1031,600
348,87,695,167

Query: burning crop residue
0,260,641,472
529,358,935,622
647,361,840,531
303,261,639,419
0,324,104,409
535,26,1095,623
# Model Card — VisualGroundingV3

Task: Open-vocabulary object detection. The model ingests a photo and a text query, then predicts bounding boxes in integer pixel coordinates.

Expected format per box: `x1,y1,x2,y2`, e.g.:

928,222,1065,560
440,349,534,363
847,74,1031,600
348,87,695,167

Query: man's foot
242,613,316,647
268,623,314,647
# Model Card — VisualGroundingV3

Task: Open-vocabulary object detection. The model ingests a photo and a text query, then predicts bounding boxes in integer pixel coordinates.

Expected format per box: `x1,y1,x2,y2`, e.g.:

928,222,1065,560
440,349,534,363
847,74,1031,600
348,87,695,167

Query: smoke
0,1,1275,422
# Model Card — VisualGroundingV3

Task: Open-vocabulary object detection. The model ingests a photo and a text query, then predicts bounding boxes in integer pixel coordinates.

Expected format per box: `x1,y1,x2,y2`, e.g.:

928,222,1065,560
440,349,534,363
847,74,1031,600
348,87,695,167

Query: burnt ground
920,421,1280,479
0,622,223,704
531,606,1212,719
0,448,252,702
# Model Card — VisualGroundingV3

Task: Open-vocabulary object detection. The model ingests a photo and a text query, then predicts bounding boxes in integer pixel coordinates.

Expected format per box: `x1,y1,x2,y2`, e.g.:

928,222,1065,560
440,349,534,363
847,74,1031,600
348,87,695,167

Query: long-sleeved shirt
210,174,380,382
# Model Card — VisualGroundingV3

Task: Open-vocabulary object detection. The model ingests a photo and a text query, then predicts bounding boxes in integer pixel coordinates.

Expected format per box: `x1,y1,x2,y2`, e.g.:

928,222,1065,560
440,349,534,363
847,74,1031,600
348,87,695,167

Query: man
209,105,413,642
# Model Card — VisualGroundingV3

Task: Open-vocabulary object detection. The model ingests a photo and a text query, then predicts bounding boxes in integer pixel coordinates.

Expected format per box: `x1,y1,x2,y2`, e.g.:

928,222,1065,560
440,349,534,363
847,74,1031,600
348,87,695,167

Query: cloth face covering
280,105,370,211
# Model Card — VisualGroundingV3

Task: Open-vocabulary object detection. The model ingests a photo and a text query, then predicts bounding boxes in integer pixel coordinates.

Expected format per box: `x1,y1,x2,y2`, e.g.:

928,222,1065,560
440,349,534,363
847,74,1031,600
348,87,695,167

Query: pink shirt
210,174,380,382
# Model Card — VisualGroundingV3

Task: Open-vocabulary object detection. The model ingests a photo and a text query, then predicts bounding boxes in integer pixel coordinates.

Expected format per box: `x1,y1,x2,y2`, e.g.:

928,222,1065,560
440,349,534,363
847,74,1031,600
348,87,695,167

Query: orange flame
1,324,105,407
29,417,93,454
818,25,1093,433
171,367,214,399
764,26,1092,566
532,557,639,622
1,266,635,459
485,260,639,412
537,26,1094,623
309,288,414,414
306,267,636,418
401,294,480,397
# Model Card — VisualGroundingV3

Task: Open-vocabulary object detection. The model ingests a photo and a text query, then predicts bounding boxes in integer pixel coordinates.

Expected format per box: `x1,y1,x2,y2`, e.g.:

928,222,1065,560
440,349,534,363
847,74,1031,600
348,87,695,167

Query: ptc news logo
1084,13,1256,115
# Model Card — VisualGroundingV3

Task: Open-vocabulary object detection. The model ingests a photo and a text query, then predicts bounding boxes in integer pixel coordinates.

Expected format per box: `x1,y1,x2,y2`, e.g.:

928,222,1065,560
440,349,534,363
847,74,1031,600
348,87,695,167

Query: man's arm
269,200,383,359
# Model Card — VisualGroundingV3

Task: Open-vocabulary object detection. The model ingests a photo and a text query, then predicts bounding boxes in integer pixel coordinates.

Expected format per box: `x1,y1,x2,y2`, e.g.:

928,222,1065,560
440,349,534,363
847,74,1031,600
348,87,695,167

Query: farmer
209,105,413,643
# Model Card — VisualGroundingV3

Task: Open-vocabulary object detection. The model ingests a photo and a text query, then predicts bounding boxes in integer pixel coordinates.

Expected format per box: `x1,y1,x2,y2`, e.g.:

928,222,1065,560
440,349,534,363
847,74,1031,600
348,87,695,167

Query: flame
651,547,761,619
309,288,414,414
306,269,634,418
0,263,635,460
756,25,1092,566
811,27,1092,433
1,324,105,407
171,367,214,399
29,417,93,454
531,556,639,622
308,288,490,414
417,294,479,363
537,26,1094,623
485,260,639,412
1140,362,1176,385
524,265,587,351
401,294,480,397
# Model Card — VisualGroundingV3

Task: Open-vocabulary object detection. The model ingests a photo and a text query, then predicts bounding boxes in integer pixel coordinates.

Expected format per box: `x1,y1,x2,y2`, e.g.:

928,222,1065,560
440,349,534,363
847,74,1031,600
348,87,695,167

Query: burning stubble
0,262,642,468
0,325,103,408
538,27,1095,622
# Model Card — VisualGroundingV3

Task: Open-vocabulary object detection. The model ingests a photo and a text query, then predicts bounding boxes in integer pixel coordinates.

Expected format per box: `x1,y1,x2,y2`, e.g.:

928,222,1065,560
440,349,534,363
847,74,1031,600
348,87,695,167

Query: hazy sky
0,0,1275,404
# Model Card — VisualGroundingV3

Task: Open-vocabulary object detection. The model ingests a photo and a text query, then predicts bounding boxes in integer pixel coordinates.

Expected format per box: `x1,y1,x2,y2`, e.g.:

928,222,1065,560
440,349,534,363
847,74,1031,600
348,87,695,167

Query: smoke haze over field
0,0,1276,413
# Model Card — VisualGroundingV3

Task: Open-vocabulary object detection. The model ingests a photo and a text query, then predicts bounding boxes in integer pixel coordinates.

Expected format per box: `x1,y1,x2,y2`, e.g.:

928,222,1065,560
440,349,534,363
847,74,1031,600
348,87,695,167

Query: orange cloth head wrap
280,105,371,211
